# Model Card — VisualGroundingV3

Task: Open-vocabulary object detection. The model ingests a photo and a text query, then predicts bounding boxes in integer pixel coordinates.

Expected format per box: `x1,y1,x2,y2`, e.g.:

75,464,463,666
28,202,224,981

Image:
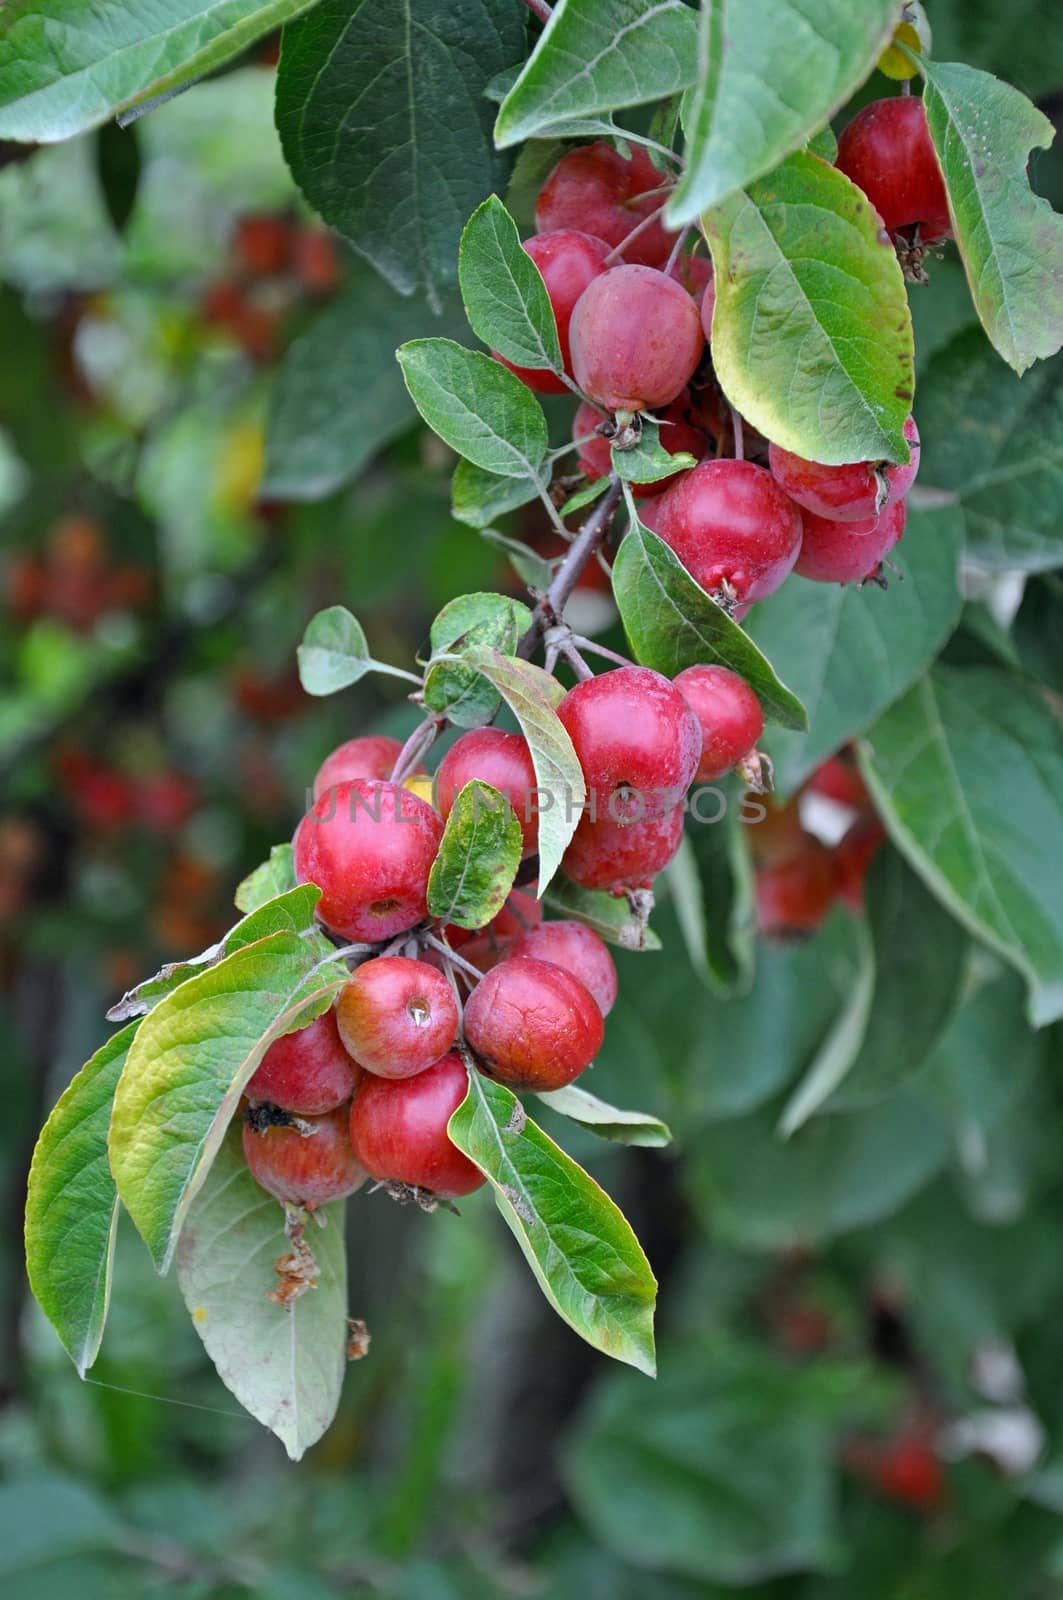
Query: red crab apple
242,1105,366,1207
348,1050,486,1197
293,779,443,941
674,665,765,783
562,805,685,892
336,957,459,1079
795,499,906,585
535,141,675,268
245,1009,361,1115
570,265,704,413
513,920,618,1016
312,736,415,801
769,417,920,522
558,666,701,822
496,230,609,393
836,97,951,243
642,459,804,605
463,956,603,1091
755,840,837,937
434,727,538,855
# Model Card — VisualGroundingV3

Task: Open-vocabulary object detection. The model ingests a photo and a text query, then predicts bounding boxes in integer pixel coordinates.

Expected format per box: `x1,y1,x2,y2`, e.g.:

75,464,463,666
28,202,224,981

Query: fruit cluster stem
519,476,623,659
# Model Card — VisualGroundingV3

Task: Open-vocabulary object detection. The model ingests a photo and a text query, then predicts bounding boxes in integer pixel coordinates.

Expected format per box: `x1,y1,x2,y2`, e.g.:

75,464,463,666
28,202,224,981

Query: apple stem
602,200,672,266
389,715,445,786
521,0,553,22
731,408,745,461
519,476,623,659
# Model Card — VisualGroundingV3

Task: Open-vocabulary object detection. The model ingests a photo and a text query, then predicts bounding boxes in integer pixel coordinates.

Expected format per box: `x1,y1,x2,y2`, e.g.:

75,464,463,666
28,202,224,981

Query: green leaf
263,271,467,500
451,459,544,530
462,649,585,891
276,0,524,300
688,1088,950,1249
704,150,914,465
611,418,697,486
398,340,549,479
424,592,534,728
777,852,970,1131
666,805,755,996
25,1024,137,1376
235,844,297,914
106,885,326,1023
818,853,968,1113
543,877,662,951
920,58,1063,375
564,1337,882,1584
612,519,807,731
748,503,964,794
536,1084,671,1148
427,781,523,930
109,932,350,1273
668,905,861,1125
447,1070,657,1374
667,0,900,224
459,195,562,375
777,917,875,1137
0,0,320,143
479,528,554,592
176,1126,348,1461
559,477,609,517
807,122,838,163
861,666,1063,1027
915,325,1063,573
297,605,417,696
494,0,698,148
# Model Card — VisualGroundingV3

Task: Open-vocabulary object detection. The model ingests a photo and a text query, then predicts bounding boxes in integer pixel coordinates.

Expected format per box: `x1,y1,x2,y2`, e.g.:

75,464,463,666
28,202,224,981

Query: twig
518,475,623,661
731,408,745,462
664,225,692,275
560,641,595,681
424,934,484,984
389,716,444,785
521,0,553,22
570,634,635,669
603,201,672,266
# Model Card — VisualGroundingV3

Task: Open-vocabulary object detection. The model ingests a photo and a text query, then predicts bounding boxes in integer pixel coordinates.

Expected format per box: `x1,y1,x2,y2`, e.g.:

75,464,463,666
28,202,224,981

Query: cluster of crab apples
502,94,948,603
239,95,945,1212
241,657,765,1207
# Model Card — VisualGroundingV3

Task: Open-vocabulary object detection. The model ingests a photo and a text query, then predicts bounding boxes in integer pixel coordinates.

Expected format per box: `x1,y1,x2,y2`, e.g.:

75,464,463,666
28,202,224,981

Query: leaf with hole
177,1127,348,1461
